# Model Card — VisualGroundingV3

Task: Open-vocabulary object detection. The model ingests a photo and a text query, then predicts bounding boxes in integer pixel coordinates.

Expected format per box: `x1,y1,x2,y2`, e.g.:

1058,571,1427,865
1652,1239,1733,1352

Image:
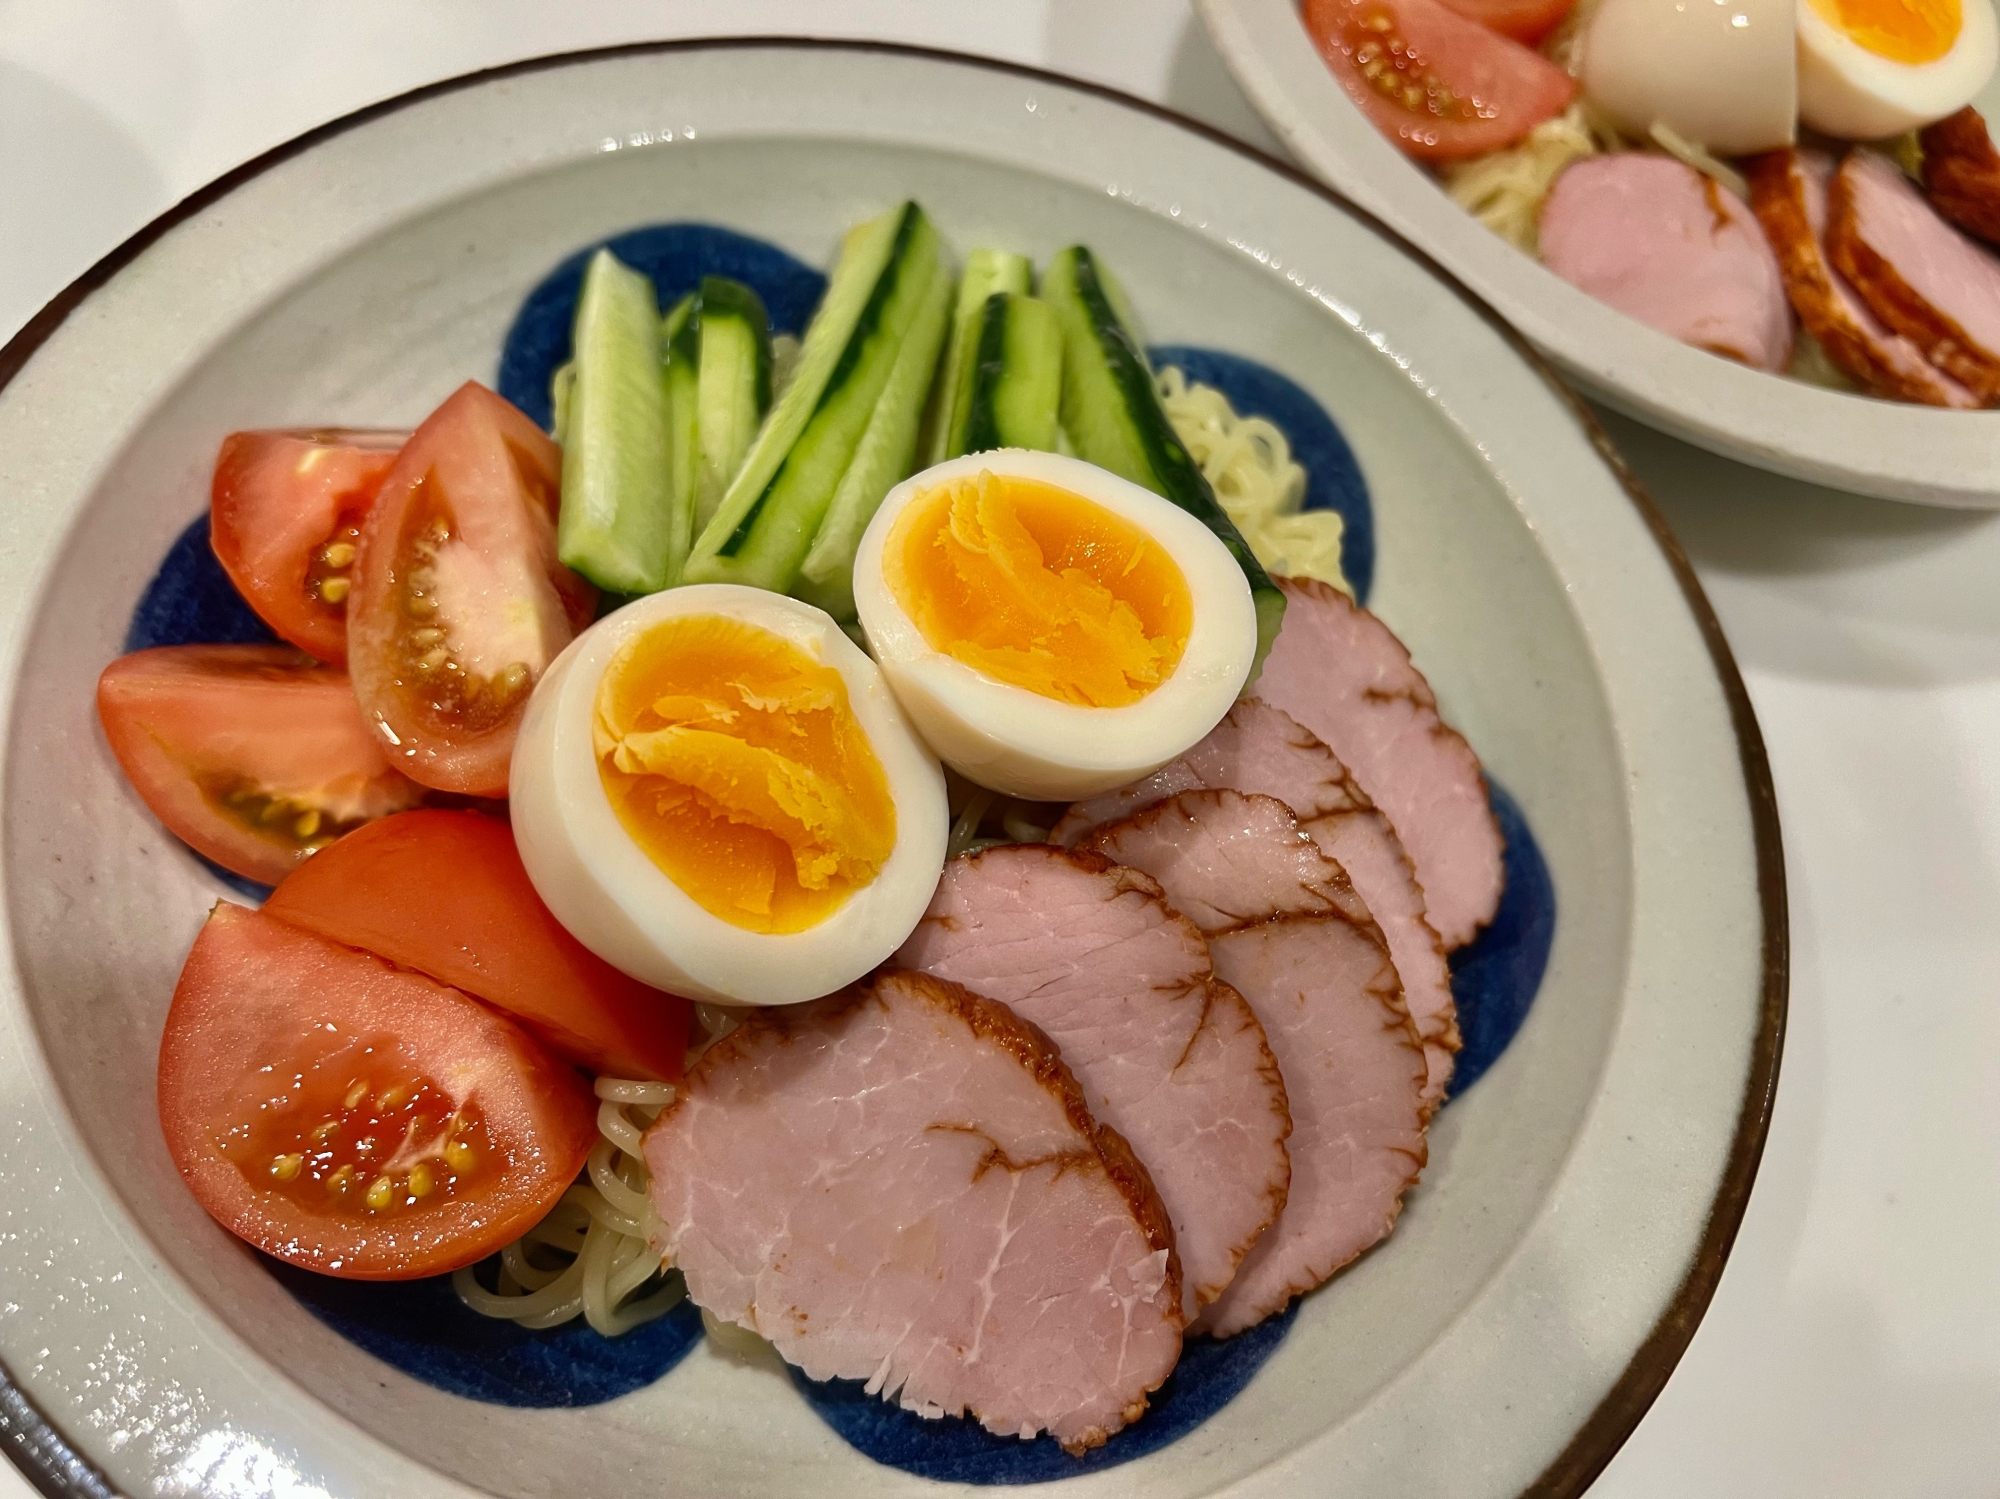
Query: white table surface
5,4,1996,1496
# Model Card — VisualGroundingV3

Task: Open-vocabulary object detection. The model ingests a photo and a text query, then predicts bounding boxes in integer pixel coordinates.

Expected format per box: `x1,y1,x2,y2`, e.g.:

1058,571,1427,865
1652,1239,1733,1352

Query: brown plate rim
0,35,1787,1499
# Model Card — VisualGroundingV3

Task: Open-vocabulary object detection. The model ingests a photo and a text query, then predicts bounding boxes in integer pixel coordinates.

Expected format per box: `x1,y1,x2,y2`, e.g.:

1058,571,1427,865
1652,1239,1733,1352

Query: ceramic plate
1198,0,2000,508
0,40,1783,1499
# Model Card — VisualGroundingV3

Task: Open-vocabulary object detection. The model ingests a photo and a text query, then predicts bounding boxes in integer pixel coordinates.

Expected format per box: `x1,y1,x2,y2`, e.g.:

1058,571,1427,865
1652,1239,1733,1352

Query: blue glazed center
122,223,1555,1473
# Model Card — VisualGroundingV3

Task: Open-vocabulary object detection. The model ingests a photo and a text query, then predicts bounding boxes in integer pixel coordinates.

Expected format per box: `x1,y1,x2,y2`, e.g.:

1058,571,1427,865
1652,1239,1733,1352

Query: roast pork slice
644,970,1181,1452
1200,916,1428,1336
1253,577,1504,950
1921,107,2000,248
1539,152,1794,372
1085,789,1427,1336
1054,698,1458,1108
1828,148,2000,402
1079,788,1376,936
896,845,1291,1320
1748,148,1980,407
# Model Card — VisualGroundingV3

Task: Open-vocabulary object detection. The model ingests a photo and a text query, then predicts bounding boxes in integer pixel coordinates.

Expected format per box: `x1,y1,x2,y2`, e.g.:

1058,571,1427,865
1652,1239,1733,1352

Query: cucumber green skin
926,248,1034,466
952,292,1063,457
1042,244,1286,672
694,276,772,531
662,294,701,579
681,203,913,587
557,249,679,595
795,255,953,620
684,203,941,593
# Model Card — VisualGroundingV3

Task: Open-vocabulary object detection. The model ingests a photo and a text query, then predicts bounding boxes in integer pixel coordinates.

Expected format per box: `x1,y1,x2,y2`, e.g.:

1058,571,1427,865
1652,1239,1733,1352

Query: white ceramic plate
1198,0,2000,508
0,41,1782,1499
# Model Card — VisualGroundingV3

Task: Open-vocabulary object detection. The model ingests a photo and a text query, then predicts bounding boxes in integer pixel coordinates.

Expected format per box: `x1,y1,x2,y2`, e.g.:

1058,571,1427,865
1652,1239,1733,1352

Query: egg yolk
594,615,896,934
1808,0,1960,63
884,471,1192,708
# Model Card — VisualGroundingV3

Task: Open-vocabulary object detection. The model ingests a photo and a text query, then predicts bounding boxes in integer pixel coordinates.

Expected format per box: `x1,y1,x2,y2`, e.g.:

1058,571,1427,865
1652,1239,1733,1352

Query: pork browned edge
1747,147,1979,407
1084,791,1427,1336
1055,697,1459,1108
1920,107,2000,247
644,969,1182,1452
1253,578,1504,950
897,844,1292,1319
1829,148,2000,403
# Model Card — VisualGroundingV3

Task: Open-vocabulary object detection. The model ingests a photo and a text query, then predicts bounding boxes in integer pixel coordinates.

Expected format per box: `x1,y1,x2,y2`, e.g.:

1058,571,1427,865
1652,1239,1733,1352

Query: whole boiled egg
1581,0,1797,153
510,584,948,1006
851,450,1259,802
1798,0,1998,137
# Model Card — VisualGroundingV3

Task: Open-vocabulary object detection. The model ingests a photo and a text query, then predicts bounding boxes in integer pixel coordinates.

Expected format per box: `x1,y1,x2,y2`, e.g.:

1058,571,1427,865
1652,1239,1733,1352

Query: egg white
1798,0,1998,138
509,584,948,1007
1581,0,1797,153
851,450,1259,802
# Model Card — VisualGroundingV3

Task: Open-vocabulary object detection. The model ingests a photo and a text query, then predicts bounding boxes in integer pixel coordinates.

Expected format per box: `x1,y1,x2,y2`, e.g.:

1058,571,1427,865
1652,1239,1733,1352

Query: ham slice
1252,578,1503,950
895,845,1291,1320
1539,152,1794,372
1921,107,2000,247
644,970,1181,1452
1054,698,1458,1109
1828,148,2000,403
1748,148,1979,408
1084,790,1427,1337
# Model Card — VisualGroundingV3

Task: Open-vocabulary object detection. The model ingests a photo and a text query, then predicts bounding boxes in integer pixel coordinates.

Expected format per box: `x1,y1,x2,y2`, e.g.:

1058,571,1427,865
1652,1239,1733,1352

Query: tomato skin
159,903,597,1280
264,810,690,1081
1303,0,1577,161
97,645,426,885
348,383,595,798
210,430,405,665
1430,0,1576,46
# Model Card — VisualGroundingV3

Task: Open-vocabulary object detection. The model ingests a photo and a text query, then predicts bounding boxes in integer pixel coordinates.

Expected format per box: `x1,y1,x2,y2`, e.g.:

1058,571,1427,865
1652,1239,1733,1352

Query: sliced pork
1252,577,1503,950
1204,919,1427,1334
1080,789,1377,937
1085,790,1427,1337
1828,148,2000,403
1748,148,1979,408
1921,107,2000,247
1539,152,1794,372
645,970,1181,1452
1054,698,1458,1109
896,846,1291,1320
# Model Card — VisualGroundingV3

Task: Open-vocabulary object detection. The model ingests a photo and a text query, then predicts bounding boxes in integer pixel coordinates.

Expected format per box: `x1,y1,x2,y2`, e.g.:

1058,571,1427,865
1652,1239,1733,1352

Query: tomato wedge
348,383,595,797
1431,0,1577,46
264,810,690,1081
210,430,406,665
160,903,596,1279
97,645,426,885
1303,0,1577,161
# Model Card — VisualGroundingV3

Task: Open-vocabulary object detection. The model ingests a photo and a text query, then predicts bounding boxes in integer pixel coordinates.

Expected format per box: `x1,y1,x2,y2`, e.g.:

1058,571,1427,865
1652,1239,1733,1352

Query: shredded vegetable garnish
1787,326,1863,392
1156,366,1350,594
1648,121,1750,200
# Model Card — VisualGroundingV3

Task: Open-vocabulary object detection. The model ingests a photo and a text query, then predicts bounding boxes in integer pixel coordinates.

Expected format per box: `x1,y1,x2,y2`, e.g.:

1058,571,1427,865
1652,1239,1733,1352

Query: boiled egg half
852,450,1258,802
510,585,948,1006
1798,0,1998,138
1581,0,1797,154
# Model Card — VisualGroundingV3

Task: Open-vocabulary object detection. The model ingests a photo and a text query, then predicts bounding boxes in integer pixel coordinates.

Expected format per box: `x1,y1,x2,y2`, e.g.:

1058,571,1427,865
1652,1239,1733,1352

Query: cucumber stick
1041,244,1286,670
693,276,772,531
927,248,1032,465
949,291,1063,458
558,249,685,595
662,294,701,563
684,202,943,593
795,255,953,619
